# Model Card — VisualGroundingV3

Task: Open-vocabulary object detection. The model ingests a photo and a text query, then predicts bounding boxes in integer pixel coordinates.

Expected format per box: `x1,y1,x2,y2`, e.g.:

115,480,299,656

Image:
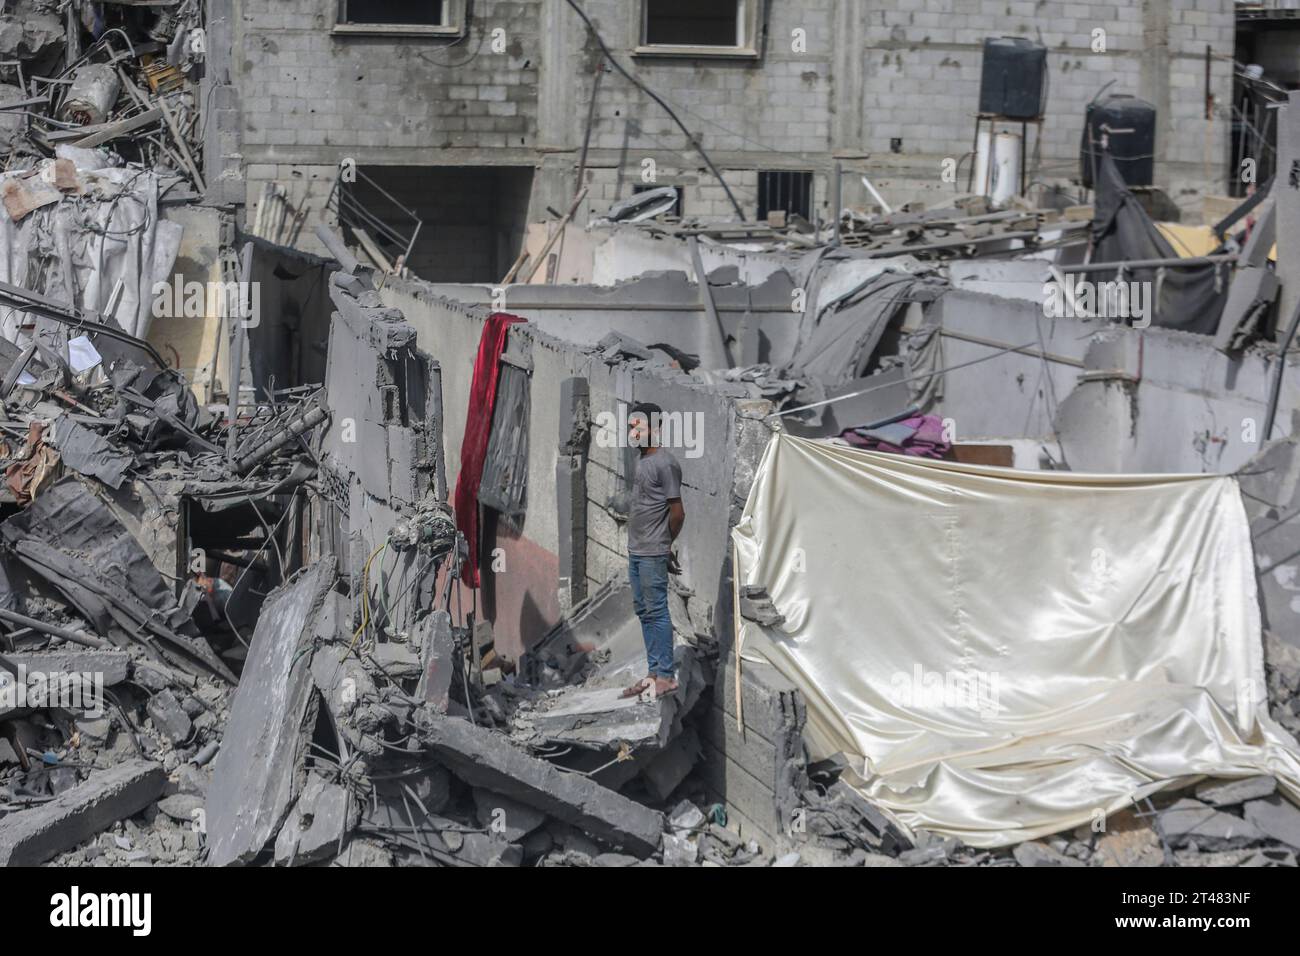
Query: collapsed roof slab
0,760,165,867
206,558,336,867
414,710,664,856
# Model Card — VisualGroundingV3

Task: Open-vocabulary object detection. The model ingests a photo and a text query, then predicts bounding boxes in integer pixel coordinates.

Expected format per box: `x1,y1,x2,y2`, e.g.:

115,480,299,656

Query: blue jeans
629,554,674,678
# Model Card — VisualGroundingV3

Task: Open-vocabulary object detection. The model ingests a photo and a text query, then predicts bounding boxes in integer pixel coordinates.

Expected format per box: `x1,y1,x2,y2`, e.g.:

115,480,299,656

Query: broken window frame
635,0,762,59
332,0,466,37
478,346,531,529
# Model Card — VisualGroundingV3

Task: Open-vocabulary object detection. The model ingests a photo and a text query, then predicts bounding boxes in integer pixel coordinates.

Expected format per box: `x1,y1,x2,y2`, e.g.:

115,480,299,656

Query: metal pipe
0,606,109,649
232,404,330,475
832,161,842,247
1064,254,1238,272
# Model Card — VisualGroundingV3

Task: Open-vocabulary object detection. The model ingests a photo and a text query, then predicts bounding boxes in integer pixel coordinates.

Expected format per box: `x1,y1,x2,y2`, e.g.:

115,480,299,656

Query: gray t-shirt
628,449,682,556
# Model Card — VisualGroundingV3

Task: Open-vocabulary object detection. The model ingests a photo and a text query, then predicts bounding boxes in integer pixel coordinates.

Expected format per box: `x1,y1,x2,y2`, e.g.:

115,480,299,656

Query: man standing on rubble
621,402,685,699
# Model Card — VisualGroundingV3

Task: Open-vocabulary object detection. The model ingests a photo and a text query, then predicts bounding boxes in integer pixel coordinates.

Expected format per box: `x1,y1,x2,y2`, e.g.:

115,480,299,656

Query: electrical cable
562,0,746,221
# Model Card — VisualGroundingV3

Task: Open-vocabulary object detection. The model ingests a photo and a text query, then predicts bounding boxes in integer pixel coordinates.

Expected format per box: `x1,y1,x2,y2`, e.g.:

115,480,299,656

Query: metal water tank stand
966,112,1043,198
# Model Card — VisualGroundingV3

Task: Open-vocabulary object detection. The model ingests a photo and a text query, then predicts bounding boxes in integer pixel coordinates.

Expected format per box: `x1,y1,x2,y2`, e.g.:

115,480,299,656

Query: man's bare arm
668,499,685,540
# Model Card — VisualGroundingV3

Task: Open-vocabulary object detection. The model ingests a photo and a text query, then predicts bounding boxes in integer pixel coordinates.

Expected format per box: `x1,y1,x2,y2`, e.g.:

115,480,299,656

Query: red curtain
453,311,524,588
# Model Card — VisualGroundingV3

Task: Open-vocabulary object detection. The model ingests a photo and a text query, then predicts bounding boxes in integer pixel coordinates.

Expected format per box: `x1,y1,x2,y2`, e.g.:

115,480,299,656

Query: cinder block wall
232,0,1235,267
701,658,809,850
376,280,772,660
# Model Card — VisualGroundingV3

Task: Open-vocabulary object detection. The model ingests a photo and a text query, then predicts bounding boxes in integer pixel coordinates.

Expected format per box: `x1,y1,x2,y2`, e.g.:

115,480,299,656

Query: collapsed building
2,1,1300,869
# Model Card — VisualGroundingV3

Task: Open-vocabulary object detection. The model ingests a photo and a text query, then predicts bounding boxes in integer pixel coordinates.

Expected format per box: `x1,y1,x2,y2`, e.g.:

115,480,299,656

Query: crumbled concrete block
331,837,394,868
1094,809,1164,867
641,725,701,802
453,832,522,867
274,774,358,865
416,711,663,855
156,793,203,824
1013,841,1086,867
147,689,192,743
0,760,165,866
594,852,639,866
371,642,421,679
472,788,546,842
662,831,698,866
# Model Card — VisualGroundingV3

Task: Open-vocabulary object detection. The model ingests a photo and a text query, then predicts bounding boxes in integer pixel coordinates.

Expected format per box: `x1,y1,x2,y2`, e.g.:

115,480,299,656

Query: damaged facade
2,0,1300,875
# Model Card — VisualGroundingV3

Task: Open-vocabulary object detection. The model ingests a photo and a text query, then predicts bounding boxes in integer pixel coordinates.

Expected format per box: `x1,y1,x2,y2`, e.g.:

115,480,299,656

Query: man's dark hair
629,401,663,420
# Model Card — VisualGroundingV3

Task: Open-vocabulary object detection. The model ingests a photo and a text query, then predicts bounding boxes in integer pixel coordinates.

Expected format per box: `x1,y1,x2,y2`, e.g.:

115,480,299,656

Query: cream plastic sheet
732,432,1300,847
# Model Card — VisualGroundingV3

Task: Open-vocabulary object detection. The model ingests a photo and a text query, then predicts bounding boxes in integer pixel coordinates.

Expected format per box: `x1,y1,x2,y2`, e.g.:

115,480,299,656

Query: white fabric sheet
732,432,1300,847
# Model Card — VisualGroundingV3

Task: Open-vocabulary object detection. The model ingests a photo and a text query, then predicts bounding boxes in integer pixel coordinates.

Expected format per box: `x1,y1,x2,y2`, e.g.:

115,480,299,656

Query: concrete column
1276,94,1300,347
556,376,590,612
830,0,865,151
202,0,243,208
1139,0,1172,181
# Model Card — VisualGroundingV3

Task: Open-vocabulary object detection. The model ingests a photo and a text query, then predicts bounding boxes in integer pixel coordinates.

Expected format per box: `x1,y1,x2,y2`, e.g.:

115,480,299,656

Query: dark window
479,363,530,526
757,171,812,221
644,0,740,47
340,1,446,26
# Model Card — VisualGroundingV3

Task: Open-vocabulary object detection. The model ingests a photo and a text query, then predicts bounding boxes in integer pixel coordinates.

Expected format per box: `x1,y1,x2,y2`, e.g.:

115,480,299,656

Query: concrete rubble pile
0,310,326,865
0,1,210,344
0,230,792,868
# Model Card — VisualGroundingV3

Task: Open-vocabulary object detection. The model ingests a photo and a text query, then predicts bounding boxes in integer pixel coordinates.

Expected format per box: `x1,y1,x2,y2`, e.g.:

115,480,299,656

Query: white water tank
972,129,1022,205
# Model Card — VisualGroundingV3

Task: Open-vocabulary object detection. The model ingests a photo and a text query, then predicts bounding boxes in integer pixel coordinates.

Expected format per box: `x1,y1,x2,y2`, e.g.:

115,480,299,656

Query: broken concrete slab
415,710,663,856
3,649,129,687
1194,775,1277,807
0,759,165,866
1242,795,1300,849
206,558,336,867
274,774,359,865
1159,798,1267,850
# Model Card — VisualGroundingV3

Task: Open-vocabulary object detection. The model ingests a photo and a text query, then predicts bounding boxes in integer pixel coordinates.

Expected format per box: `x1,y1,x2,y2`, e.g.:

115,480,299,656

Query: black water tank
1080,94,1156,188
979,37,1047,119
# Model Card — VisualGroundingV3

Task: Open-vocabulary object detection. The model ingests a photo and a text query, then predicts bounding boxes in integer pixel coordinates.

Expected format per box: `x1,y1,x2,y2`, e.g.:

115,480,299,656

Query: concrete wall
147,205,225,403
231,0,1237,268
699,657,808,850
927,288,1300,475
379,277,774,660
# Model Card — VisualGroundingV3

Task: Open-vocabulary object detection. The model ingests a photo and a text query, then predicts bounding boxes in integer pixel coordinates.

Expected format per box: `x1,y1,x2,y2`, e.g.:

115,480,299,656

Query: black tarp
1085,152,1227,335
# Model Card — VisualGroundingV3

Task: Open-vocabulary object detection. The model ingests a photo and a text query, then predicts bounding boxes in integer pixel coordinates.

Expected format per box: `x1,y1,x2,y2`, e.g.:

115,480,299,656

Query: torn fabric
731,432,1300,847
0,163,181,348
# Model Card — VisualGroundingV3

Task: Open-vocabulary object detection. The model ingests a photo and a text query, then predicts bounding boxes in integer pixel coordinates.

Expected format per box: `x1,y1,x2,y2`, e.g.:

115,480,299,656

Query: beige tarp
731,432,1300,848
